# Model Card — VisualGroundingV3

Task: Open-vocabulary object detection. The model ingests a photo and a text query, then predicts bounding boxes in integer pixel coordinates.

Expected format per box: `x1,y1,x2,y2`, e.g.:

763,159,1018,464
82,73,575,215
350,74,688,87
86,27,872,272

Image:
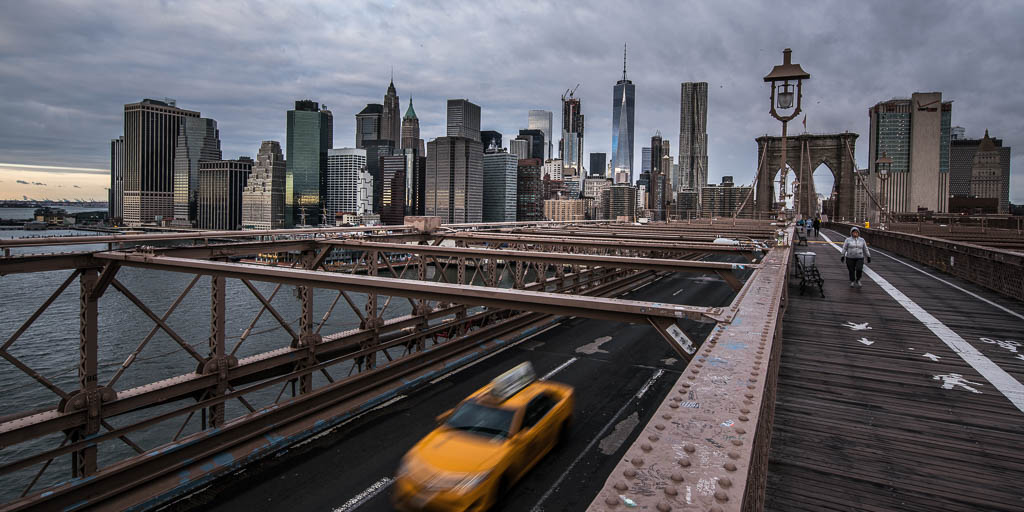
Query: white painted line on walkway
333,477,394,512
542,357,578,380
821,231,1024,414
530,368,665,512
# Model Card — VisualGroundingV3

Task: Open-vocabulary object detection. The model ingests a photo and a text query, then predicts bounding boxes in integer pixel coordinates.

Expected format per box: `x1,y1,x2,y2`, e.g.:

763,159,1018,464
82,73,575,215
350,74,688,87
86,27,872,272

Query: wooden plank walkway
766,228,1024,512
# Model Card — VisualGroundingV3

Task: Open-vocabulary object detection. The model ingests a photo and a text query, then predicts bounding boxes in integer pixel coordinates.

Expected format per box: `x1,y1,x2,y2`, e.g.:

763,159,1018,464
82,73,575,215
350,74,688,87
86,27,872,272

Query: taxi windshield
446,402,515,440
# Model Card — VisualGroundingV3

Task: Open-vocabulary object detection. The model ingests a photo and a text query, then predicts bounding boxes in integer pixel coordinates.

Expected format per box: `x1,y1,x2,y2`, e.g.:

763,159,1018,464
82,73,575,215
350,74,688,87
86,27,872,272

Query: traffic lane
194,271,727,512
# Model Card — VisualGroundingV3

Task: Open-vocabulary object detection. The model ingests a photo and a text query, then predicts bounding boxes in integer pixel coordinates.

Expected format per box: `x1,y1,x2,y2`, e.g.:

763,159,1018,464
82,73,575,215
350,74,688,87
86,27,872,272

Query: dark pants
814,226,820,237
846,257,864,282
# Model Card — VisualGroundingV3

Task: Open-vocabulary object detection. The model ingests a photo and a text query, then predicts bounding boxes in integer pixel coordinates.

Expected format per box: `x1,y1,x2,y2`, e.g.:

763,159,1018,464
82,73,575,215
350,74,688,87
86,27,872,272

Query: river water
0,229,417,500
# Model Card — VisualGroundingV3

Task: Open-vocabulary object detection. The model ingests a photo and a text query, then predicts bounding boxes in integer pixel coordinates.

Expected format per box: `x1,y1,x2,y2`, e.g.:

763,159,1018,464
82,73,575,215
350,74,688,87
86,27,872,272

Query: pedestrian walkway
766,228,1024,511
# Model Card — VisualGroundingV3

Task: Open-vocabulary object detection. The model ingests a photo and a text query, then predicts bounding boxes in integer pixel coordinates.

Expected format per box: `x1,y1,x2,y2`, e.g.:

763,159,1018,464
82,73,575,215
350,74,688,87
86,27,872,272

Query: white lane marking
865,240,1024,322
332,477,394,512
429,322,560,385
923,353,941,362
542,357,578,380
857,337,875,346
933,373,984,394
672,288,684,296
821,231,1024,413
843,321,872,331
530,369,665,512
576,336,613,355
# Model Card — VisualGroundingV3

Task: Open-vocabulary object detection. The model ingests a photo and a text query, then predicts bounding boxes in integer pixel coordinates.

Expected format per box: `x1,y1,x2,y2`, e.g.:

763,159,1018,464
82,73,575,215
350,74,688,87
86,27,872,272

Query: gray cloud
1,0,1022,202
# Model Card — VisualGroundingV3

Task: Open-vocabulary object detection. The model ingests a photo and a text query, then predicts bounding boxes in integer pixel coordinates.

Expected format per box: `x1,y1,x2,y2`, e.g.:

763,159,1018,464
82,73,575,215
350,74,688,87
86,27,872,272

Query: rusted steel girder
92,252,726,324
439,232,763,254
325,240,758,274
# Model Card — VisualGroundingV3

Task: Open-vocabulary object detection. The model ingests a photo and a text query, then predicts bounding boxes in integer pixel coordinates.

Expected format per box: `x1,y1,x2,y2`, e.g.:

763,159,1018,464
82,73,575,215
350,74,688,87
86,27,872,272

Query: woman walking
840,226,871,287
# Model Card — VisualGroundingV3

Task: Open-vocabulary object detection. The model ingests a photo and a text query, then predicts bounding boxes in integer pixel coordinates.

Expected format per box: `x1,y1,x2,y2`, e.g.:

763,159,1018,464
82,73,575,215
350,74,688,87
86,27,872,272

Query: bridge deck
766,228,1024,511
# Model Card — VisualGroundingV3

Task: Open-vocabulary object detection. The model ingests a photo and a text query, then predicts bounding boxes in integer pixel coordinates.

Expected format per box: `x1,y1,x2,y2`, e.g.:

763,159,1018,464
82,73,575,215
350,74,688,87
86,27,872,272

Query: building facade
583,177,612,219
544,199,585,222
517,158,544,221
242,141,287,230
241,140,286,228
381,79,401,145
325,148,370,222
197,158,252,230
516,129,546,160
426,136,484,223
590,152,607,178
482,151,518,222
400,98,425,154
701,176,752,218
286,100,333,226
528,110,554,160
560,92,584,178
950,132,1011,213
868,92,952,213
446,99,481,141
172,116,221,227
481,131,503,152
109,136,124,223
543,159,563,181
380,154,408,225
355,103,383,149
122,98,200,226
607,183,637,221
969,132,1006,211
364,139,396,213
611,49,635,181
510,139,530,160
679,82,708,192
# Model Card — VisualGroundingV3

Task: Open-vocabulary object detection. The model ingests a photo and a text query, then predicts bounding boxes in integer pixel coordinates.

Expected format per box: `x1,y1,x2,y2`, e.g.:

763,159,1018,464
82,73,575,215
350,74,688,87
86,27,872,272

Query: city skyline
1,1,1022,204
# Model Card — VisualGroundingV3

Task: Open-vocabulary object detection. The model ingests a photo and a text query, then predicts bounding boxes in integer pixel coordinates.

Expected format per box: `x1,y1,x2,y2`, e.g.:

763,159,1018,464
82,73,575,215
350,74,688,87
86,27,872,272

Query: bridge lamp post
764,48,811,219
876,152,893,227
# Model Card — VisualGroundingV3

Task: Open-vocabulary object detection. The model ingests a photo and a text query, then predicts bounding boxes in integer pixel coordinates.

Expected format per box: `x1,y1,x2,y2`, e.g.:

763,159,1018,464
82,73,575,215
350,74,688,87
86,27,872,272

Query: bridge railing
826,222,1024,301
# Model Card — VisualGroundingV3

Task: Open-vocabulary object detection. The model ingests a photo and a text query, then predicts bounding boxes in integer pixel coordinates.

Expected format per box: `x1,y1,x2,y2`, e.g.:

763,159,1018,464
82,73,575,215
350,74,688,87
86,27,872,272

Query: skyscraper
517,158,544,221
325,148,370,219
197,158,252,230
446,99,481,141
355,103,383,149
122,98,200,226
516,129,546,160
590,152,607,178
868,92,952,213
400,98,425,155
483,151,518,222
641,147,652,173
560,90,584,178
381,79,401,145
286,100,333,226
950,132,1011,212
611,45,635,181
679,82,708,192
426,136,484,223
242,141,287,230
528,110,554,160
481,131,503,152
510,139,530,160
380,154,407,225
364,139,395,213
405,149,428,217
172,116,221,227
109,136,124,223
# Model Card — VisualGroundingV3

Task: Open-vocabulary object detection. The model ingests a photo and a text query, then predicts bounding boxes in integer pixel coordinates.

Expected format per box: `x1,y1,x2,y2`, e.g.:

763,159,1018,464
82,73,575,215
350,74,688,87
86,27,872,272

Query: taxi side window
521,394,557,430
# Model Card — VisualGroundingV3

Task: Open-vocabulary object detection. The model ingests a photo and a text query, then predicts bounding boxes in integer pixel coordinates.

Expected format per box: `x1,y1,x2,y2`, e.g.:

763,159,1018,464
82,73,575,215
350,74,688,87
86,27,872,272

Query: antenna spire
622,43,627,80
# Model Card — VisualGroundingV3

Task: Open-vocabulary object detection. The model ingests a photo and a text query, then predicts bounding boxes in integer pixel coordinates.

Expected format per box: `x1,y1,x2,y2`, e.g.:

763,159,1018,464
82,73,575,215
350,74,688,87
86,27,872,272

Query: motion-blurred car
392,362,574,511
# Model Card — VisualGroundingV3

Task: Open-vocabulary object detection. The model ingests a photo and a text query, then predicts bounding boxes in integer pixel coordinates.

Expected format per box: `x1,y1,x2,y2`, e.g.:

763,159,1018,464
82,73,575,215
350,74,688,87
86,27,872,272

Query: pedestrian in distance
813,216,821,237
840,226,871,288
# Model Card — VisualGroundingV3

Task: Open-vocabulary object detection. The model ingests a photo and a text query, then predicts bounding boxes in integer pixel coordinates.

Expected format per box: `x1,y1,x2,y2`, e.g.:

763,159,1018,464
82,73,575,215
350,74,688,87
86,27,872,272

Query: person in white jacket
840,226,871,287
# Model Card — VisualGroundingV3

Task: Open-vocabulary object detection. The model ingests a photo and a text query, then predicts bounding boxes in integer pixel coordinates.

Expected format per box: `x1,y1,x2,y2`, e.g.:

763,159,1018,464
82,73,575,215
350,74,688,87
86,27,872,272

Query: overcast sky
0,0,1021,203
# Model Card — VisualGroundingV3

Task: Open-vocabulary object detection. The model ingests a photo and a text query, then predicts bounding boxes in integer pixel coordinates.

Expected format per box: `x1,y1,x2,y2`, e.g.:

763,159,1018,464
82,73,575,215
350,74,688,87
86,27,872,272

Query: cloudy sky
1,0,1022,203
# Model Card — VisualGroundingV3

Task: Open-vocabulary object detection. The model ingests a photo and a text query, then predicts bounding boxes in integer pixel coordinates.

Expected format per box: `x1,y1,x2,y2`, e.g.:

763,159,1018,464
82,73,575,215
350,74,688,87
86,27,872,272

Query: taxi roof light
488,362,536,401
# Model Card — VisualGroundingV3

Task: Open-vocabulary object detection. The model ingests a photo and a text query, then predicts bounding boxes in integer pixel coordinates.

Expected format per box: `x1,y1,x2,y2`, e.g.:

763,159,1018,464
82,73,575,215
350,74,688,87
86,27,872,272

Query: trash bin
796,252,816,268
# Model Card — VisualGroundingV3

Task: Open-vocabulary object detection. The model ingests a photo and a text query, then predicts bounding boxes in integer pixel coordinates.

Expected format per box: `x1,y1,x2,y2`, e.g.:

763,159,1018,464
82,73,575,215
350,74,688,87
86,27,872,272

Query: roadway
165,265,742,512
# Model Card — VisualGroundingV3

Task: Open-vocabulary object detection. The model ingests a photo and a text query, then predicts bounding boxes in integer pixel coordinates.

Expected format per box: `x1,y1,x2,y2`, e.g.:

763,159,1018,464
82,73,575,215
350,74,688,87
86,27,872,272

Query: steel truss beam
92,252,725,324
326,240,758,275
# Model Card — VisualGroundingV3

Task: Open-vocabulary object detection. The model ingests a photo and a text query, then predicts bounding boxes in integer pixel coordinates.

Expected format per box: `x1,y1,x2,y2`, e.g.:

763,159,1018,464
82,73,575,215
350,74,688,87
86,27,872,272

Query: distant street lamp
764,48,810,218
876,152,893,226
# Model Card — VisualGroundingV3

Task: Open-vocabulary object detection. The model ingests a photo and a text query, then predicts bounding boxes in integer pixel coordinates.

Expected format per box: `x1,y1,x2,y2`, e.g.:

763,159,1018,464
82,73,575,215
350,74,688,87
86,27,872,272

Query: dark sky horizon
0,0,1021,203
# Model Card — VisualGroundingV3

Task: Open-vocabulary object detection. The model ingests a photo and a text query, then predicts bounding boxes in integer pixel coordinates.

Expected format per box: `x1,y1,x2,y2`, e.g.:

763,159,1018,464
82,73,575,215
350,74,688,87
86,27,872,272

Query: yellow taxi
392,362,574,511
